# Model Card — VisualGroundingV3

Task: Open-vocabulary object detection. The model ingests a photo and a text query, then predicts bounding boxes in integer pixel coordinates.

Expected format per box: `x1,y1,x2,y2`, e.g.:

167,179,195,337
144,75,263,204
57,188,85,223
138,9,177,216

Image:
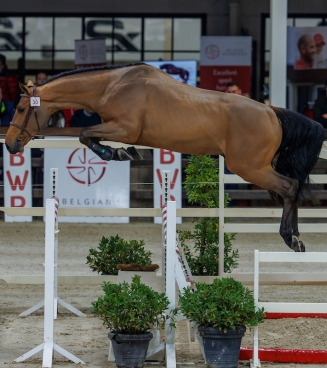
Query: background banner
287,26,327,83
200,36,252,94
153,149,182,224
75,38,106,69
44,144,130,223
3,147,32,222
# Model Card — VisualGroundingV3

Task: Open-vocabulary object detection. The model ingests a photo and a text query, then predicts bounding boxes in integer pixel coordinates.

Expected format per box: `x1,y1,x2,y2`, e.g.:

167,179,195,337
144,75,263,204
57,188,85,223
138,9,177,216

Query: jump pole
14,198,85,367
19,168,85,318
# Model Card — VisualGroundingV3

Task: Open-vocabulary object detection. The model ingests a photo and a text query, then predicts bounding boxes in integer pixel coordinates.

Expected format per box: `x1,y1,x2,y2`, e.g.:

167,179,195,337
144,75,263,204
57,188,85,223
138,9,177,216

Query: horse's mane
41,62,146,86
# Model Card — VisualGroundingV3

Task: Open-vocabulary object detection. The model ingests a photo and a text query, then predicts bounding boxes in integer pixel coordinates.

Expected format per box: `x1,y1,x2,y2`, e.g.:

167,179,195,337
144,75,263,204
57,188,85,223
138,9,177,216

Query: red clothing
0,67,19,103
294,59,312,70
62,109,76,127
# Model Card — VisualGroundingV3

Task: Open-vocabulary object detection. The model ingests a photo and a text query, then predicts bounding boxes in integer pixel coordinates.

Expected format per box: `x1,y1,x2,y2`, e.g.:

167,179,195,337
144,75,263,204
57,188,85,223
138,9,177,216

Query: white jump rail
0,136,152,150
14,198,85,367
251,250,327,368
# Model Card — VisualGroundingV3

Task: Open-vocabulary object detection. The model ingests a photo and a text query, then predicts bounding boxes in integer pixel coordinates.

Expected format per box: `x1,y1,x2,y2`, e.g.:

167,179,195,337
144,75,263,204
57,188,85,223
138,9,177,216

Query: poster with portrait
287,26,327,83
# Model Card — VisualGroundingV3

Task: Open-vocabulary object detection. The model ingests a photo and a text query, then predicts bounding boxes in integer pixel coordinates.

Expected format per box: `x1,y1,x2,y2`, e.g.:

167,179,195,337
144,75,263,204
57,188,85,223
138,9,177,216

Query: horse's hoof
90,142,114,161
126,146,143,160
291,235,305,252
116,148,134,161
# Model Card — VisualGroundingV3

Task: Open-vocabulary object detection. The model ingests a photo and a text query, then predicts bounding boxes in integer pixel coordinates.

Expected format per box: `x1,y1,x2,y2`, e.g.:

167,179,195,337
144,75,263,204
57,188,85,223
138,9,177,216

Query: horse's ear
19,82,30,95
26,80,34,87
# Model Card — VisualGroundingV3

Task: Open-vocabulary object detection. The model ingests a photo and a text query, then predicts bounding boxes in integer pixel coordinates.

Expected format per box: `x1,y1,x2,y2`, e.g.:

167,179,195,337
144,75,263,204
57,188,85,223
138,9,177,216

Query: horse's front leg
79,125,142,161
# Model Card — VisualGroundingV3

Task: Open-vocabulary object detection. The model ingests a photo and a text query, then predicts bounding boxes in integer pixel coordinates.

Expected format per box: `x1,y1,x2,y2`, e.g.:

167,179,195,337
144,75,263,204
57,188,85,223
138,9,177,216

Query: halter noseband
10,85,41,140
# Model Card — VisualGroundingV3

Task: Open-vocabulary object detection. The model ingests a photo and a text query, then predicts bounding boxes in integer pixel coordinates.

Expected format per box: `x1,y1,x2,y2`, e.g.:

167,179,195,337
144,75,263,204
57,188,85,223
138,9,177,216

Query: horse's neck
40,73,109,112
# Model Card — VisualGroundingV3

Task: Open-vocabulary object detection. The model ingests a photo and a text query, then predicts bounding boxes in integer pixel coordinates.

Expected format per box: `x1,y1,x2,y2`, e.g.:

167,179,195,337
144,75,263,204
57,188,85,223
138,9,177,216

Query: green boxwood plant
86,235,152,275
92,275,176,334
178,155,239,275
179,277,265,331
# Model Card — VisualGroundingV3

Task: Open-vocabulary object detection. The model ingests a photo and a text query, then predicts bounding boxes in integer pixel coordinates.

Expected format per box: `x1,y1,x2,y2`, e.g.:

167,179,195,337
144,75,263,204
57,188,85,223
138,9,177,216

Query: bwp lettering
6,152,29,208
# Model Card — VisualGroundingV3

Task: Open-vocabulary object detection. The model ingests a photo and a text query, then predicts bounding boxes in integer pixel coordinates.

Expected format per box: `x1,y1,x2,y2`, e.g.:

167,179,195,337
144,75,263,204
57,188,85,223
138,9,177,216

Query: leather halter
10,85,41,140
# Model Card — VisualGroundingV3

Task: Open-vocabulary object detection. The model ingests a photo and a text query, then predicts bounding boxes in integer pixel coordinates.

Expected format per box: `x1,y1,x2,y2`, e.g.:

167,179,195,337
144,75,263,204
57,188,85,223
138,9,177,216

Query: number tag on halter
30,97,40,107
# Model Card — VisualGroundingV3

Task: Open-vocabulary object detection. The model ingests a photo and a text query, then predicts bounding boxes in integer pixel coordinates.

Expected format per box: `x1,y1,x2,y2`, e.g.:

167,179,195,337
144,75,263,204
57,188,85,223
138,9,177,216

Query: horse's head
5,80,49,154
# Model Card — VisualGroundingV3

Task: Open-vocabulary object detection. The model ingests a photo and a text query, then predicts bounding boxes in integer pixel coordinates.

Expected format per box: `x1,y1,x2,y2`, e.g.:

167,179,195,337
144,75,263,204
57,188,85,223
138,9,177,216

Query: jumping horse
5,63,325,252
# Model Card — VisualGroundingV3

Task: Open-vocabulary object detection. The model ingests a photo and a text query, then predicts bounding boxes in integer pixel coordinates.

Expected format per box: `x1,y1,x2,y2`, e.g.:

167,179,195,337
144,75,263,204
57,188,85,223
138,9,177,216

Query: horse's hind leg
239,166,304,252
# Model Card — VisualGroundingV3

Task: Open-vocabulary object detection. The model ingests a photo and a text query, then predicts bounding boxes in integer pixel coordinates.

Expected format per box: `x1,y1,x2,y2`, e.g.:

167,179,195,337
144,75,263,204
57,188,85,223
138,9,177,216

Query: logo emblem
79,45,88,60
66,149,107,186
205,44,220,60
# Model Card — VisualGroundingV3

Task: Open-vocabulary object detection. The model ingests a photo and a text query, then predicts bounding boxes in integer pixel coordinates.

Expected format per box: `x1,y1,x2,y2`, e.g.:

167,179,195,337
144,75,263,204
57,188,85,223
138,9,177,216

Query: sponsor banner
200,36,252,94
200,36,252,66
44,146,130,223
287,26,327,83
153,149,182,224
75,39,106,68
144,60,197,86
200,65,251,92
3,147,32,222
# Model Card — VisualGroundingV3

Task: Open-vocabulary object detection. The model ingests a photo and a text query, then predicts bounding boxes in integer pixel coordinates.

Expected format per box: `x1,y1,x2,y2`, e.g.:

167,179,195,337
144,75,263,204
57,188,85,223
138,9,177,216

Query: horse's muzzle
5,140,23,154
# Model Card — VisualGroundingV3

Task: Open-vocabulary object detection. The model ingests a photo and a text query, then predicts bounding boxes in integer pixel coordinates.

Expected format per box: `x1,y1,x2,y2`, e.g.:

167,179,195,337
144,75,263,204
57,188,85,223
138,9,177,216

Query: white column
219,155,225,277
229,1,240,36
269,0,288,108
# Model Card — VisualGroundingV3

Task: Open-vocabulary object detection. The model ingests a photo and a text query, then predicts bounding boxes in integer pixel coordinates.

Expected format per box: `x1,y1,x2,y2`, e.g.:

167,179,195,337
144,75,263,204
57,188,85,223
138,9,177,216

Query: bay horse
5,63,325,252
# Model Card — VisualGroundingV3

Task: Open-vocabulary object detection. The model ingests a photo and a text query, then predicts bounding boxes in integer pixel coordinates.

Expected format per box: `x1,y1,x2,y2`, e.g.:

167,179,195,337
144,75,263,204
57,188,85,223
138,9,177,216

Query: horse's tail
269,106,325,204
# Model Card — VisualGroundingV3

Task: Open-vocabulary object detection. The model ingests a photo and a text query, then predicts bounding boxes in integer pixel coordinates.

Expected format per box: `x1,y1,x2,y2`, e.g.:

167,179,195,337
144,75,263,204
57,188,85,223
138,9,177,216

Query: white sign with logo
200,36,252,66
3,147,32,222
74,39,106,67
44,147,130,223
200,36,252,94
153,149,182,224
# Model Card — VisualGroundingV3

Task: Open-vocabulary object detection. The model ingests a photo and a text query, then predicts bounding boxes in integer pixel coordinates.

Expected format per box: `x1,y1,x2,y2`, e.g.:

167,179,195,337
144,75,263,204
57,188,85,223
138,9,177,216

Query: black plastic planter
108,332,153,368
198,325,246,368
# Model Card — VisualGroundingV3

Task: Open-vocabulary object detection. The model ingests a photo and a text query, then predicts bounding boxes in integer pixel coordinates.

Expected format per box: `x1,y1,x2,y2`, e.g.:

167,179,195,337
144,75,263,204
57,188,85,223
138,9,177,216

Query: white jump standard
14,197,85,367
19,168,85,318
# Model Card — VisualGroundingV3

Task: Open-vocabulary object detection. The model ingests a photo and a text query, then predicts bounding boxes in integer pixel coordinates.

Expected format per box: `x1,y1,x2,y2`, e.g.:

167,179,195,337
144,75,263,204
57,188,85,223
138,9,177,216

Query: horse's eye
17,108,25,113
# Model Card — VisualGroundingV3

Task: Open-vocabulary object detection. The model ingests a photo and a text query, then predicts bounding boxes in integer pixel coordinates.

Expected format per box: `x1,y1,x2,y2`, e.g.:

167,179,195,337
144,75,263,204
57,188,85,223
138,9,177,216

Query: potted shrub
92,275,176,368
178,155,239,276
86,235,154,275
179,277,265,368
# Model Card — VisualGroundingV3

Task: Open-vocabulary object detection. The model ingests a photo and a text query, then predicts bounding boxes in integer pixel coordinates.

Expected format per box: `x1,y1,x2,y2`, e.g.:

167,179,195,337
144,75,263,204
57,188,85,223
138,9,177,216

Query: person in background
226,82,243,95
294,34,316,70
226,81,250,98
35,71,47,85
0,54,19,103
313,79,327,129
0,86,15,182
0,86,15,127
313,33,326,69
70,109,101,127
